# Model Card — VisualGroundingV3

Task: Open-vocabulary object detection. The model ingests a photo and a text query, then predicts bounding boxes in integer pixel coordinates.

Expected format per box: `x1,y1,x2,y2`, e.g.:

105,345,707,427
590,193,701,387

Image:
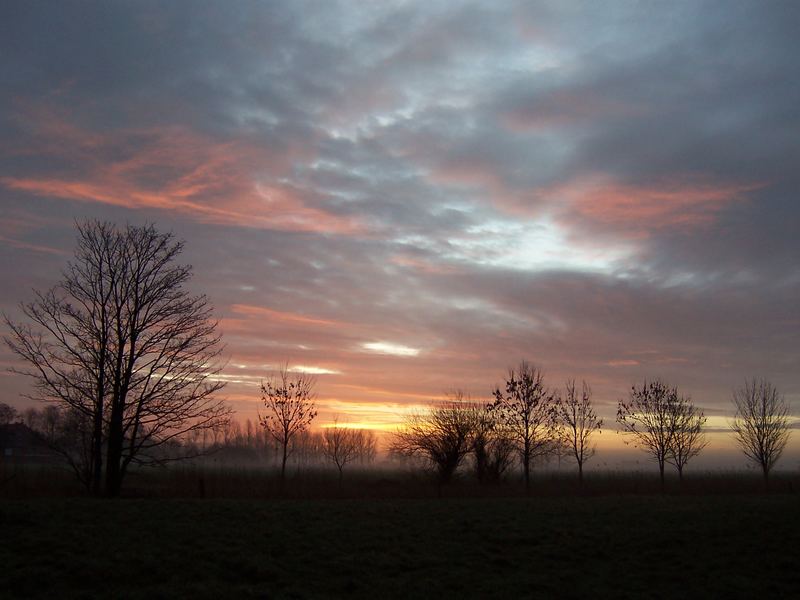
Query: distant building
0,423,61,464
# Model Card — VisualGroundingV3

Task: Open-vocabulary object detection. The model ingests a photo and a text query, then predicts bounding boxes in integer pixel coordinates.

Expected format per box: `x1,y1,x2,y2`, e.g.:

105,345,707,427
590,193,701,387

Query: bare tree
259,366,317,481
667,395,707,481
390,391,476,484
731,378,791,488
288,429,324,469
554,380,602,484
356,429,378,465
0,402,17,425
492,362,556,493
322,417,364,484
617,379,680,490
471,403,515,483
4,221,231,496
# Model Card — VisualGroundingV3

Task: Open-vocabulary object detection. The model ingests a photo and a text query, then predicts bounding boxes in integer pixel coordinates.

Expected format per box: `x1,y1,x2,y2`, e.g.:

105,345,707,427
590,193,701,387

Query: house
0,423,61,464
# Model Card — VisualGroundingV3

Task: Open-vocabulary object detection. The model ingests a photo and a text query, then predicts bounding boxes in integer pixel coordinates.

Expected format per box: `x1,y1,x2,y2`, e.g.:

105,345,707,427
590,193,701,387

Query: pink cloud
0,234,66,256
389,253,461,275
0,107,366,236
544,175,765,236
228,304,344,328
606,359,640,367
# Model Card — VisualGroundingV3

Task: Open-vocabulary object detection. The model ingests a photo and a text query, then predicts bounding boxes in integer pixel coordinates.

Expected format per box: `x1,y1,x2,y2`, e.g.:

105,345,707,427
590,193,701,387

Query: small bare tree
290,429,324,468
390,392,476,484
667,395,707,481
259,367,317,481
322,417,363,484
492,362,557,493
731,378,791,488
471,403,515,483
554,380,602,484
356,429,378,464
617,379,679,490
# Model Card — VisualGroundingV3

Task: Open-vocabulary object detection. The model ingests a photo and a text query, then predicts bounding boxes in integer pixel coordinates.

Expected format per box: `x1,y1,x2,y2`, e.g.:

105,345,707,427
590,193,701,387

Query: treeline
4,221,794,499
191,419,379,478
2,364,793,494
389,362,793,491
6,404,376,481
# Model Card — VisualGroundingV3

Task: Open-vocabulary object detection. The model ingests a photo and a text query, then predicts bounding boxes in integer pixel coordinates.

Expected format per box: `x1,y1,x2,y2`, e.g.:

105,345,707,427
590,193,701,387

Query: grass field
2,463,798,499
2,494,798,598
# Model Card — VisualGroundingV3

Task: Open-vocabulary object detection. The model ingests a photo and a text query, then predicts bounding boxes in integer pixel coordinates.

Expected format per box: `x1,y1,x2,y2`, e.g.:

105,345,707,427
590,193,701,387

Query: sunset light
1,3,799,595
361,342,421,357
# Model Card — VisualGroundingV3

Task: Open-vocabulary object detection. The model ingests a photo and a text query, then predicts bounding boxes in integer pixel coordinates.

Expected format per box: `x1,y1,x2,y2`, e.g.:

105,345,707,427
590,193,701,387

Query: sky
1,1,798,468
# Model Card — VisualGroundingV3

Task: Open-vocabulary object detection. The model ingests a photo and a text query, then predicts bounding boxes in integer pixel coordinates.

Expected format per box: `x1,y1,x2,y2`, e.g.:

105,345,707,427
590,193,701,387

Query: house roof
0,423,51,452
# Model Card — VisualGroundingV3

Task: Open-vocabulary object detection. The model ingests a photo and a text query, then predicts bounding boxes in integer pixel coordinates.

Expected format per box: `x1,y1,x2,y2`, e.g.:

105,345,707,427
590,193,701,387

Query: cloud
1,0,799,463
228,304,343,328
287,365,341,375
545,175,764,235
361,342,421,357
0,111,367,235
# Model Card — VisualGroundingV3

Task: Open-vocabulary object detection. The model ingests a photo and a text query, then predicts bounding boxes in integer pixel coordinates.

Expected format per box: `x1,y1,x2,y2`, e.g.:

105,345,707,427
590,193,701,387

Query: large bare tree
4,220,231,496
554,380,602,484
731,378,791,488
492,362,556,493
390,392,476,484
259,367,317,481
617,379,679,490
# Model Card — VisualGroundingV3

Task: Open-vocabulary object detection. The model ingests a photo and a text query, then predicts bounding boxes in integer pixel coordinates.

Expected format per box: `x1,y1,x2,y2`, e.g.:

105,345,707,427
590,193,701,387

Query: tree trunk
578,461,583,486
105,399,124,497
91,400,104,496
280,441,288,482
523,455,530,495
762,464,770,492
105,464,122,497
92,329,107,497
659,460,665,493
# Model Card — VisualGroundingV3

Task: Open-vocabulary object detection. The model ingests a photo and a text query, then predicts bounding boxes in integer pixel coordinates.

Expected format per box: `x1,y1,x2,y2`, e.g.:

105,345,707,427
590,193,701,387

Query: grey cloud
1,1,798,433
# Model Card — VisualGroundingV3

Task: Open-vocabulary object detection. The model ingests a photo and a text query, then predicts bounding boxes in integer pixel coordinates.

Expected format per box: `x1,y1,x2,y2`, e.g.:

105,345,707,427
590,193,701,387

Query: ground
1,494,798,598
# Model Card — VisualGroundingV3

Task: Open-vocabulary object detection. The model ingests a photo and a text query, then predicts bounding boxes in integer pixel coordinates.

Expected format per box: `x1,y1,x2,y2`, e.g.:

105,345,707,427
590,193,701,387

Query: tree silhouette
731,378,790,489
390,391,476,484
471,403,515,483
0,402,17,425
492,362,556,494
667,394,707,481
554,379,602,485
617,379,679,490
4,221,230,496
259,366,317,481
322,417,365,485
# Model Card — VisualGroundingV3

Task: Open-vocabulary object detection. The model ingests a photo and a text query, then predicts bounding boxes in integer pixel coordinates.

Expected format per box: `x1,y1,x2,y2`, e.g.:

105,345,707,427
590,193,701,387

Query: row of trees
255,367,377,483
3,361,793,492
388,361,792,490
390,362,603,491
7,403,376,479
2,221,794,496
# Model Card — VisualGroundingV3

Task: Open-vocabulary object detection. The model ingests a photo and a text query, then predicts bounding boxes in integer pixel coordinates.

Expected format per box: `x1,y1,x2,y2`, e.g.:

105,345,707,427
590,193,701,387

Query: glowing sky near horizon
0,1,798,466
